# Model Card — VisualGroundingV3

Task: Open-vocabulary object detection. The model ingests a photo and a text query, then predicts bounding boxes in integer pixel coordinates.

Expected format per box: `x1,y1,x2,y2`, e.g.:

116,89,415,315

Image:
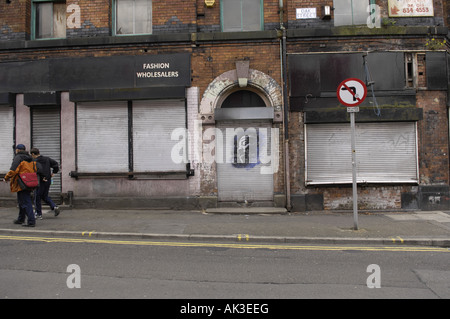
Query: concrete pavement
0,206,449,247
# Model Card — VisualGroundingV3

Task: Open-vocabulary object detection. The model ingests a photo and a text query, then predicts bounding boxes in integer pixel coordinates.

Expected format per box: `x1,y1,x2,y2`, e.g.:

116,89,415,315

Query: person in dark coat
2,144,36,227
30,148,60,219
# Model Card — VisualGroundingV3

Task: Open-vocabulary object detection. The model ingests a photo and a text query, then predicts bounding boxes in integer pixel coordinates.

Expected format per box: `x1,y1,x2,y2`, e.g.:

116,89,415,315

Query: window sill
69,171,191,180
114,33,153,37
32,36,66,41
306,180,419,187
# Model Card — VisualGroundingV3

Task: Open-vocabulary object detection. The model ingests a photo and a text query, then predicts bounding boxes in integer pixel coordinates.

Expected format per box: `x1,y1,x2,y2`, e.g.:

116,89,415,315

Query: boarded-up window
305,122,418,185
222,0,263,32
77,102,129,173
76,100,186,173
116,0,152,35
34,1,66,39
132,100,186,172
0,106,14,173
334,0,369,26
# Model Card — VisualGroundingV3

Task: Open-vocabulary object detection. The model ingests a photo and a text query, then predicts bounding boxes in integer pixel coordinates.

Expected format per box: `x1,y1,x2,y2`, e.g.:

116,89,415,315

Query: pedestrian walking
2,144,37,227
30,148,60,219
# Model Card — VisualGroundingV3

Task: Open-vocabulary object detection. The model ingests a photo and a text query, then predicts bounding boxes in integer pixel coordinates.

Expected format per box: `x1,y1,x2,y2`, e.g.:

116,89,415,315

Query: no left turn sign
337,78,367,107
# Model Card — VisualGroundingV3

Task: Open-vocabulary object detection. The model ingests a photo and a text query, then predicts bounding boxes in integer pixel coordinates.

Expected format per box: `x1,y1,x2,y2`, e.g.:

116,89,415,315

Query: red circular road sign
337,78,367,107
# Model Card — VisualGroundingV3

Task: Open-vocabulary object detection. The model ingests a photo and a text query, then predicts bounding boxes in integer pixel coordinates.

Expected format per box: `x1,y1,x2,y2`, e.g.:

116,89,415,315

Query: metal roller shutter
31,107,61,193
217,121,274,202
0,106,14,173
305,122,418,185
77,102,129,173
133,100,186,172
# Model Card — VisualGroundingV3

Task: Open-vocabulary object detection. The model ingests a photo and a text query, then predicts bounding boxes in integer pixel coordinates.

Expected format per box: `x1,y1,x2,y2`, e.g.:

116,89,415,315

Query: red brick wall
287,0,333,20
445,0,450,26
264,0,283,24
69,0,111,29
417,90,449,185
192,42,282,97
1,1,448,41
0,0,30,40
196,0,220,31
287,0,445,26
191,41,285,195
1,0,449,210
153,0,196,27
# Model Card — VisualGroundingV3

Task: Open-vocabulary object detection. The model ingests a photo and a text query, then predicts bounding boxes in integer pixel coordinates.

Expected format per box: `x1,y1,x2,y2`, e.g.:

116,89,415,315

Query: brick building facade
0,0,449,212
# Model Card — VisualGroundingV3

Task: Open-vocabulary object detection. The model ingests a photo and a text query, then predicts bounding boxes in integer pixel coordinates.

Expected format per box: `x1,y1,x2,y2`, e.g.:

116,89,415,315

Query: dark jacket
34,155,59,181
9,151,33,171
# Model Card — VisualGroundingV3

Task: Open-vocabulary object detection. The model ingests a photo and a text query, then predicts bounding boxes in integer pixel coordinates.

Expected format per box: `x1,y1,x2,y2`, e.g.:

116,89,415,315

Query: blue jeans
17,190,35,225
34,179,56,216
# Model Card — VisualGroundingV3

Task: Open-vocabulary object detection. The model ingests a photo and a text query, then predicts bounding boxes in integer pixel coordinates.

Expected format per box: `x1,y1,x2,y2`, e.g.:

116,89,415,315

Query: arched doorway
199,68,282,205
216,89,275,203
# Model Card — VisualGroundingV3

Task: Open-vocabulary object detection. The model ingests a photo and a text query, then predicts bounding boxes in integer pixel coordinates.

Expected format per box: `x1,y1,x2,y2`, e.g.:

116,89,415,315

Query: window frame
112,0,153,36
31,0,67,40
221,0,264,32
333,0,374,27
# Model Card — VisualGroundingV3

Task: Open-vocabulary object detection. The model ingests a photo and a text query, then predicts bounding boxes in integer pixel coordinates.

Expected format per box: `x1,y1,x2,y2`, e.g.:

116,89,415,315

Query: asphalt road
0,235,449,301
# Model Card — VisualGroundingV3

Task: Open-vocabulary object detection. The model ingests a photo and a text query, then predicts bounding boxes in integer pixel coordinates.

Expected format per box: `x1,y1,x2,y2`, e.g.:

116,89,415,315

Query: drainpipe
279,0,292,211
279,0,284,26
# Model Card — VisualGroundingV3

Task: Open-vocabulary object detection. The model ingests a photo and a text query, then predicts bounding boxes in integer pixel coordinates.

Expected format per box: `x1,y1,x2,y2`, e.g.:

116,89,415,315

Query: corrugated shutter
217,121,274,201
31,107,61,193
77,102,129,173
0,106,14,173
305,122,418,185
133,100,186,172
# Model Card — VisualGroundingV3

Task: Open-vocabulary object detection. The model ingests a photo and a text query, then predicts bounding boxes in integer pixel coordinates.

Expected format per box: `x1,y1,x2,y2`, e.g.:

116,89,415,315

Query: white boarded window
77,102,129,173
115,0,152,35
334,0,369,26
132,100,185,172
0,106,14,173
76,100,186,174
222,0,263,32
305,122,418,185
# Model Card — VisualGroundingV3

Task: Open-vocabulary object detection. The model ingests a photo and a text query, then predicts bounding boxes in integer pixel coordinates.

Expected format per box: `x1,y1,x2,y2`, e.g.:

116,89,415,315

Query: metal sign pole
338,78,366,231
350,110,358,230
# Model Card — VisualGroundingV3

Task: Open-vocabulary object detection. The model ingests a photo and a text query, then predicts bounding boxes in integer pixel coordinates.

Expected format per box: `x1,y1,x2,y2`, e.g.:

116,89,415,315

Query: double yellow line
0,234,448,253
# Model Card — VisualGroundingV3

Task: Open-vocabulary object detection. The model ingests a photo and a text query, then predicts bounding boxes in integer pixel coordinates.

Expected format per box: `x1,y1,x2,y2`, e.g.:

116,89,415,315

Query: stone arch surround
199,69,283,115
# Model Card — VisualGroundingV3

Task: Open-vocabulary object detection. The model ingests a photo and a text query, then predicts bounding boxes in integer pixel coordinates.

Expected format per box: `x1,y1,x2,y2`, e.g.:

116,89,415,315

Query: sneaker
13,219,24,225
54,206,60,217
37,214,43,220
22,224,35,227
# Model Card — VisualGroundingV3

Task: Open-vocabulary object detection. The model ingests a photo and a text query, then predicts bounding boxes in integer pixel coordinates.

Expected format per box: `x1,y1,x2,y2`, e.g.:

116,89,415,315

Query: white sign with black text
296,8,317,19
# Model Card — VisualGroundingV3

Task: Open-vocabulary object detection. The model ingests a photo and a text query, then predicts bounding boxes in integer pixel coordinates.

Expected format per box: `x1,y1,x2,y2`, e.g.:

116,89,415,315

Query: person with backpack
2,144,38,227
30,148,60,219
